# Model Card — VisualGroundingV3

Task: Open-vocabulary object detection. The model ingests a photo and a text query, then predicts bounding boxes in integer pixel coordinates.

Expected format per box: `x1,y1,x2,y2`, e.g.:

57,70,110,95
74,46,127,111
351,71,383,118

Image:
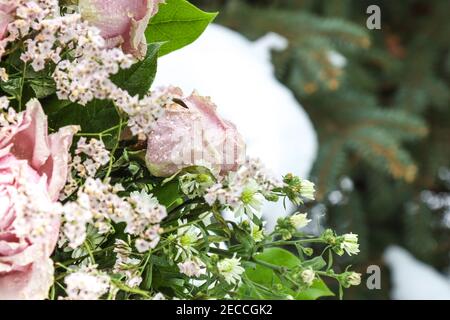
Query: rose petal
146,89,246,177
0,254,54,300
10,99,51,170
80,0,165,57
39,125,79,201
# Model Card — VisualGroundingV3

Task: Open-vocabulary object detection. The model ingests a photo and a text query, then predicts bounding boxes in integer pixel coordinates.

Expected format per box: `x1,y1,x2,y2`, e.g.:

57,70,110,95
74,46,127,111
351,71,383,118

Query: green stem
76,122,127,138
84,241,96,264
264,238,326,247
161,218,205,234
18,62,27,111
104,111,124,179
57,245,115,266
252,258,284,272
111,279,151,298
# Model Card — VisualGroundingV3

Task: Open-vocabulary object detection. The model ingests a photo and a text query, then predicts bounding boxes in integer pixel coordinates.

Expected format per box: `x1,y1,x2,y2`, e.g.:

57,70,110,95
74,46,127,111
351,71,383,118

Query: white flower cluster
125,87,180,136
128,190,167,252
239,158,284,193
5,3,131,99
74,137,110,177
61,137,110,199
113,239,142,288
61,178,166,252
51,22,134,105
4,1,172,138
204,158,282,218
63,265,110,300
10,163,62,247
0,97,24,135
27,11,172,136
0,0,59,58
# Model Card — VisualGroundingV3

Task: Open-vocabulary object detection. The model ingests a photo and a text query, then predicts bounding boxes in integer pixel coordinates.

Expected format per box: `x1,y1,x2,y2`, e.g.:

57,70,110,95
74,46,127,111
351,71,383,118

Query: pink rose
79,0,165,58
146,89,246,177
0,2,15,40
0,99,77,300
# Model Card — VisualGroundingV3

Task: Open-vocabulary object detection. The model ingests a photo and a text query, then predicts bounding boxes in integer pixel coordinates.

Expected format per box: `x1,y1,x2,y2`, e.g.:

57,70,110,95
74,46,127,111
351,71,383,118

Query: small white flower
236,180,264,218
217,255,245,285
300,179,315,201
176,220,201,260
289,212,311,229
301,268,315,286
346,272,362,286
129,190,167,224
341,233,360,256
251,225,264,242
152,292,166,300
178,258,207,278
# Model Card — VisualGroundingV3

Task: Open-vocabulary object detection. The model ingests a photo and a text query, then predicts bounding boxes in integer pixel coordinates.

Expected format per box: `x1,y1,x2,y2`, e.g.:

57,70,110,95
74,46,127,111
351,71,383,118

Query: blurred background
156,0,450,299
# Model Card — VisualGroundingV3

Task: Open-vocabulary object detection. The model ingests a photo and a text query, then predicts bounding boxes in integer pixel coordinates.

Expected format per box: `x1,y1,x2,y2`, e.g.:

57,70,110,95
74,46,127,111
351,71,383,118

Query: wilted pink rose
0,2,15,40
146,89,246,177
0,99,77,300
79,0,165,58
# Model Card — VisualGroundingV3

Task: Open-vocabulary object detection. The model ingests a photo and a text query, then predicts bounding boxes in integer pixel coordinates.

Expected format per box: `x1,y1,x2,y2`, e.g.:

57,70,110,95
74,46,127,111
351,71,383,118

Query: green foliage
111,43,161,98
145,0,218,56
240,248,334,300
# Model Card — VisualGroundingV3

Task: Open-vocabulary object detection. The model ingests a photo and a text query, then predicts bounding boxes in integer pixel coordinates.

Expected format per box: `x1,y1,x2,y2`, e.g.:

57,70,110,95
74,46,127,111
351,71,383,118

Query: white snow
383,245,450,300
153,24,318,229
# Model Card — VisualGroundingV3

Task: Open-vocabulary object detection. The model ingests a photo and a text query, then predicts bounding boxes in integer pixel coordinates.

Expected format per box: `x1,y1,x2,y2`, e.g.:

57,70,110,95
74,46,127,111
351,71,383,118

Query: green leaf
294,279,335,300
0,77,21,97
48,99,120,148
111,43,160,97
29,78,56,99
255,247,301,269
241,248,334,300
142,263,153,290
153,180,184,210
145,0,217,56
302,256,327,270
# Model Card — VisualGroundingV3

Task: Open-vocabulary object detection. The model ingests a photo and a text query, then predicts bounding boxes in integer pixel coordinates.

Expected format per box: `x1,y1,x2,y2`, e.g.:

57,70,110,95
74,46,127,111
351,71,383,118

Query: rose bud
0,99,77,299
79,0,165,59
146,89,246,177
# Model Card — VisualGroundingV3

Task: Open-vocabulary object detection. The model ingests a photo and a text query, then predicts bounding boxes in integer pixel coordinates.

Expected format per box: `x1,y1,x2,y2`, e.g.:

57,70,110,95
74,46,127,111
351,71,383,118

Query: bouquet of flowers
0,0,361,300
